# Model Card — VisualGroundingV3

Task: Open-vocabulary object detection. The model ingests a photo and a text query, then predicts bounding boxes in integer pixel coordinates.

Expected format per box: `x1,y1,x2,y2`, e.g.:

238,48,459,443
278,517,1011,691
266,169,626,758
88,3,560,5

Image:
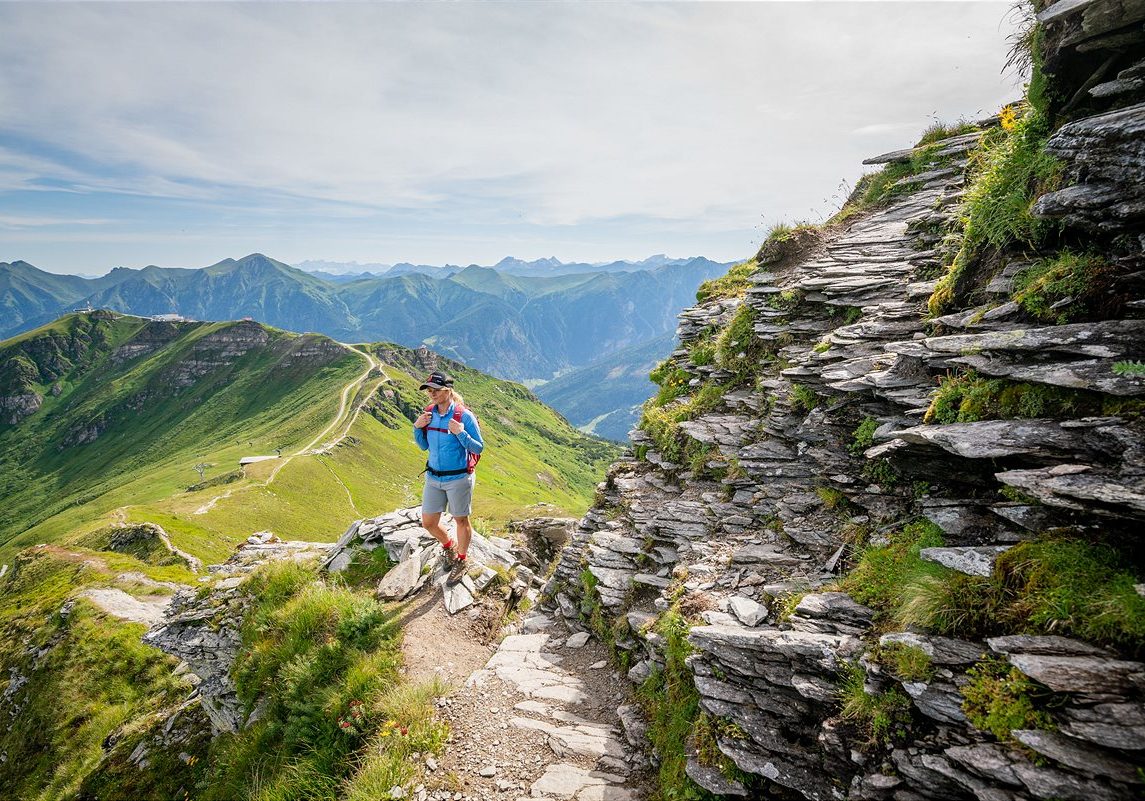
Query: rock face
144,539,331,733
541,22,1145,798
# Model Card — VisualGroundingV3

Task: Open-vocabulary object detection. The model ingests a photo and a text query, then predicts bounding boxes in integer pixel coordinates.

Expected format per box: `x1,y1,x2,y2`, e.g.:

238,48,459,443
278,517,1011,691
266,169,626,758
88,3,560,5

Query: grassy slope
0,321,618,800
0,314,363,564
1,314,618,567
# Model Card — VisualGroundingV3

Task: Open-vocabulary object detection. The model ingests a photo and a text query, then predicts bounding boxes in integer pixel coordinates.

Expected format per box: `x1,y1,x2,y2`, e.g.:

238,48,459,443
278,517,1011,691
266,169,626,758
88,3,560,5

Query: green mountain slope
0,312,618,566
535,333,675,441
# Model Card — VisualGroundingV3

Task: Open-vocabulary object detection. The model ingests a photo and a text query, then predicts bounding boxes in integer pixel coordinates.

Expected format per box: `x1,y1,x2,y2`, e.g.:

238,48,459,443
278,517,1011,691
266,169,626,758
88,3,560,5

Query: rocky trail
140,509,652,798
428,612,647,801
325,510,651,800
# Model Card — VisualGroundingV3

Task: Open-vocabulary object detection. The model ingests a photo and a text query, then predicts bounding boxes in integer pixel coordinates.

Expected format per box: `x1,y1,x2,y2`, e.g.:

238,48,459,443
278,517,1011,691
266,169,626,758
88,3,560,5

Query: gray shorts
422,472,475,517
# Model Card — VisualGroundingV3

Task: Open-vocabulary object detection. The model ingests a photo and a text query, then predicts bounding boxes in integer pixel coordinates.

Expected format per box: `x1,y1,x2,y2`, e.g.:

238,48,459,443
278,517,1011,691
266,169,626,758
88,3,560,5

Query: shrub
962,657,1054,742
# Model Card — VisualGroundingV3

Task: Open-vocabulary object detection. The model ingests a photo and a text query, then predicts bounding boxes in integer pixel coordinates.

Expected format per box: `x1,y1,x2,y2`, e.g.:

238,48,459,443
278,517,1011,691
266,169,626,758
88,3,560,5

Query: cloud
0,214,114,228
0,2,1024,268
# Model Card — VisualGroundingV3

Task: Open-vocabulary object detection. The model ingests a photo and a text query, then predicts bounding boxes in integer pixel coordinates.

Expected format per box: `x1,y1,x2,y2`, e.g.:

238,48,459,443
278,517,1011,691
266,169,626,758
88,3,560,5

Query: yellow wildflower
999,105,1018,132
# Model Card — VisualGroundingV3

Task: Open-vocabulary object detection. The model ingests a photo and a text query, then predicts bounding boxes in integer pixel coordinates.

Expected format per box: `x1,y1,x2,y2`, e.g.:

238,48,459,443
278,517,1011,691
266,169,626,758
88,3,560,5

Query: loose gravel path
421,610,649,801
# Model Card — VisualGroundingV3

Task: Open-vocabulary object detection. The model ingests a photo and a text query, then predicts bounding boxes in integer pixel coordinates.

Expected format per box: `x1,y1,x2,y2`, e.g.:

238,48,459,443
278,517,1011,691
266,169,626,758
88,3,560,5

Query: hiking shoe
441,546,459,568
446,559,467,587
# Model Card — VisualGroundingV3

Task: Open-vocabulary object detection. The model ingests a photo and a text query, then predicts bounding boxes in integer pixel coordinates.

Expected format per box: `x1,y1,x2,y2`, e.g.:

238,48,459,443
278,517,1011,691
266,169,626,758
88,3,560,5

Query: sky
0,1,1025,276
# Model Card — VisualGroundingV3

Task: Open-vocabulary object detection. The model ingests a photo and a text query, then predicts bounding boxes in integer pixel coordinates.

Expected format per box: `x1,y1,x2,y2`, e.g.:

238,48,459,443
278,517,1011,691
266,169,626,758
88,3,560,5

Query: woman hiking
413,370,485,586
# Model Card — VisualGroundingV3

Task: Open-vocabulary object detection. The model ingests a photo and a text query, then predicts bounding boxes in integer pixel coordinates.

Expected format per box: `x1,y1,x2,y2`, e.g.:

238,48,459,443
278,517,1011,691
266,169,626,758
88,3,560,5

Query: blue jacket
413,402,484,475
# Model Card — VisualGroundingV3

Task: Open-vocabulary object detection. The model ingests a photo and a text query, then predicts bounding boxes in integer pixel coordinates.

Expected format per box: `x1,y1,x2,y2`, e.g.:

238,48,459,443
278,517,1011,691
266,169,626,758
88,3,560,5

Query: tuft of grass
853,145,944,210
888,537,1145,653
639,383,725,465
1012,250,1117,323
837,662,913,747
341,679,450,801
790,383,819,413
840,520,946,623
962,657,1054,743
849,417,879,455
202,559,415,801
877,643,935,682
997,539,1145,651
915,120,979,147
862,457,899,487
924,370,1137,424
928,103,1063,316
896,572,999,638
636,610,721,801
776,592,806,622
337,547,397,590
714,304,771,385
815,485,849,511
0,544,210,801
695,259,759,303
1113,360,1145,378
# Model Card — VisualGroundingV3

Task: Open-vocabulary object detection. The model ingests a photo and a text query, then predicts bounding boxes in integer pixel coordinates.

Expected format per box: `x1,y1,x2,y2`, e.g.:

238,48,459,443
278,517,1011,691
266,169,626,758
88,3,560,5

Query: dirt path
397,592,497,687
151,522,204,573
266,342,385,484
399,591,649,801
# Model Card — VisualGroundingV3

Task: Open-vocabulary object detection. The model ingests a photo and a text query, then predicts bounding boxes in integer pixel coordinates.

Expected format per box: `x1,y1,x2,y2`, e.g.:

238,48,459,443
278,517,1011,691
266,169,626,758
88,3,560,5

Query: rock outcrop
542,7,1145,797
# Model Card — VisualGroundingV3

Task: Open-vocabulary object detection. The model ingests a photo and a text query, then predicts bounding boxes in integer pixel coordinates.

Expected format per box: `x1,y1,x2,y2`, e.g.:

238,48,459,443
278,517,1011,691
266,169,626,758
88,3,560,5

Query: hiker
413,370,484,586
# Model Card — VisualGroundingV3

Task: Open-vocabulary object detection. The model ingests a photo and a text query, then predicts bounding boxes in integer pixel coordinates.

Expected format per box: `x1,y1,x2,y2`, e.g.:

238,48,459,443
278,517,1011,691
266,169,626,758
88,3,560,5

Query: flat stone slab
565,631,591,648
919,546,1011,577
529,763,630,799
728,596,768,627
374,550,422,600
80,588,171,626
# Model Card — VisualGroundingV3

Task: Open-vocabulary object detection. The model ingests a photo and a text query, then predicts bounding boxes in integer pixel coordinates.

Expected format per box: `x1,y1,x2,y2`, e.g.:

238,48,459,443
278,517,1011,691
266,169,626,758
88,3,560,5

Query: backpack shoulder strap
452,404,466,422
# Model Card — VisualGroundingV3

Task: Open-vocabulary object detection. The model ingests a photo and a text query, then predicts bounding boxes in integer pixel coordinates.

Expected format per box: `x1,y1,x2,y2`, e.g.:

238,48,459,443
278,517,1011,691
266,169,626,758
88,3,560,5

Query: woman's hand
448,418,463,434
414,412,432,429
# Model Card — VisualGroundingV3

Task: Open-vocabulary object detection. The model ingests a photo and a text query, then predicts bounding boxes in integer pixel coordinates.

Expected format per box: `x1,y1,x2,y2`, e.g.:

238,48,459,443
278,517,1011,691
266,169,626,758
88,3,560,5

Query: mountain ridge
1,254,730,388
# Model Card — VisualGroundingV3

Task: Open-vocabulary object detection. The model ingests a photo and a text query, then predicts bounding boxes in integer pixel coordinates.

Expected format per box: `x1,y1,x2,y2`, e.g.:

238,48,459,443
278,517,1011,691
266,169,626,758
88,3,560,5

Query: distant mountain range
294,254,709,279
534,333,675,442
1,253,733,438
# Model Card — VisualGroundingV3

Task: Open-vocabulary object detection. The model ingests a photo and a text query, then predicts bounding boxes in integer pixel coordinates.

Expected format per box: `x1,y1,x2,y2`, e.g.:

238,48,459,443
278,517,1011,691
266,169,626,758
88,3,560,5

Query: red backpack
423,403,481,473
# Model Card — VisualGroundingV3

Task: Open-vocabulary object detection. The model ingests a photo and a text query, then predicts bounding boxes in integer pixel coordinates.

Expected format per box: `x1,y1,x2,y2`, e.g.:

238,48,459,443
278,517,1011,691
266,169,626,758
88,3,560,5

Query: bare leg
453,515,473,557
421,512,451,547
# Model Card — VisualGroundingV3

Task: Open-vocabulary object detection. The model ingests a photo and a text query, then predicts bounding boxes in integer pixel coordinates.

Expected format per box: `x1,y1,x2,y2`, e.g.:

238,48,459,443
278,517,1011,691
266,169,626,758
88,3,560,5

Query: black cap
419,370,454,390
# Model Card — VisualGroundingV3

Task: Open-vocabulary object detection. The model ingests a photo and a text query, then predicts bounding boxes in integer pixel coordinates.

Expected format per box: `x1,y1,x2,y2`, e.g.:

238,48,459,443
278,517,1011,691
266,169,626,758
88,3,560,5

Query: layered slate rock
542,107,1145,800
145,540,331,733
